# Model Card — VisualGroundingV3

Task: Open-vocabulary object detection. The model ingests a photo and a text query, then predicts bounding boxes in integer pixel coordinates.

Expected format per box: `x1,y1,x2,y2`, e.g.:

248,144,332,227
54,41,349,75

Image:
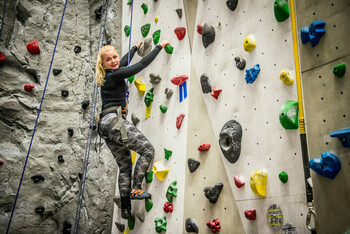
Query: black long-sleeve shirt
101,44,162,110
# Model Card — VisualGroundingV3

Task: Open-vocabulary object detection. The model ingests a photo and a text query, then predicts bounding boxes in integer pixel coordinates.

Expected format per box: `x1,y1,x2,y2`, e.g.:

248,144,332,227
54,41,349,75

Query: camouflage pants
98,112,155,197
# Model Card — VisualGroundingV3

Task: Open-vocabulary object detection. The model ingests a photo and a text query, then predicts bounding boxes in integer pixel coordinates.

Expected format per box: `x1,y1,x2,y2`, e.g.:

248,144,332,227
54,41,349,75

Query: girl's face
102,49,119,69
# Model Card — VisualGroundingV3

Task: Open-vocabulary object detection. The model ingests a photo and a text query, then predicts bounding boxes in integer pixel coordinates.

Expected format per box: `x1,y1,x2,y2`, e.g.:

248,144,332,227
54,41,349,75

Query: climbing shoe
121,208,131,219
130,188,151,200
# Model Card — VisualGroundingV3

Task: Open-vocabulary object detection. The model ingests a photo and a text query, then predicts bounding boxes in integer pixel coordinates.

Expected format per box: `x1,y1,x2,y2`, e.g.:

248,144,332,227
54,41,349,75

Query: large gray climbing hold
219,120,242,163
204,182,223,204
165,88,173,99
200,73,212,93
176,9,182,19
136,213,145,222
187,158,200,173
226,0,238,11
149,73,162,84
115,222,125,232
185,218,199,233
137,38,152,57
113,196,121,208
234,56,246,70
131,113,140,126
202,23,215,48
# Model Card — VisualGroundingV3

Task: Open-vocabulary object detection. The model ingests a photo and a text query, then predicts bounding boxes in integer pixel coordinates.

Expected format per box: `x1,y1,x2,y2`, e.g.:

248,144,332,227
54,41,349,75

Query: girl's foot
130,188,151,200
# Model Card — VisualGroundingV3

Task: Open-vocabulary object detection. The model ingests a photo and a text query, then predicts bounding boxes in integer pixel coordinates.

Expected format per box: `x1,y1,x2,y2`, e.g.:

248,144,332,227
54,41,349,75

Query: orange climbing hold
24,83,35,92
210,86,222,99
26,40,40,54
174,27,186,40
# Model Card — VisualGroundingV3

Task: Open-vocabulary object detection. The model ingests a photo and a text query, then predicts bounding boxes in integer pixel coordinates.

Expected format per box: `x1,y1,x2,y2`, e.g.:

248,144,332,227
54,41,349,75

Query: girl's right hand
160,40,170,48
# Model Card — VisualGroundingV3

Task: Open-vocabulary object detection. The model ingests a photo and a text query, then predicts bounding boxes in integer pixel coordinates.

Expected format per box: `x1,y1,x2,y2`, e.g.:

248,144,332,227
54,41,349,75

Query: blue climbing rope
5,0,68,233
0,0,7,42
125,0,134,103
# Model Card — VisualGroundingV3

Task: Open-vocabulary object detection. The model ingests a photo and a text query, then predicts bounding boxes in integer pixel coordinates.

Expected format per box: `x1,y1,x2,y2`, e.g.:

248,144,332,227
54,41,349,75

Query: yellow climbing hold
243,34,256,52
152,160,169,181
124,227,130,234
250,169,267,197
131,150,136,165
145,103,152,119
154,16,158,23
134,77,146,96
279,70,294,86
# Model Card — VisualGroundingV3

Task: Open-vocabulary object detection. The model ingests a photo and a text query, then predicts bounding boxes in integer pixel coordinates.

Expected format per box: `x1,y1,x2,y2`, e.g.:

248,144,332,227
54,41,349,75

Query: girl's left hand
136,41,143,49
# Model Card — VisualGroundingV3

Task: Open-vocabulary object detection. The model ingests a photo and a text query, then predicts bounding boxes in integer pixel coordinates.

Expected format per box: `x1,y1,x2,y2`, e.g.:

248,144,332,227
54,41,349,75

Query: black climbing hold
31,174,45,183
176,9,182,19
53,69,62,76
136,213,145,222
113,196,121,208
200,73,212,94
202,23,215,48
62,220,72,234
35,206,45,215
204,182,223,204
185,218,199,233
165,88,173,99
78,173,83,180
154,0,158,2
61,90,69,97
226,0,238,11
58,155,65,163
115,222,125,232
234,56,246,70
90,123,96,130
81,100,90,110
68,127,74,137
74,46,81,53
187,158,200,173
219,119,242,163
131,113,140,126
149,73,162,84
95,5,103,21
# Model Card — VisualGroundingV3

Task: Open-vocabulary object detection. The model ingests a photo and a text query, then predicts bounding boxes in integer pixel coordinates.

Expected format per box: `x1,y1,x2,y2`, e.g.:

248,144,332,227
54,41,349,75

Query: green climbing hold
274,0,290,22
333,63,346,78
141,24,151,37
145,171,153,183
141,3,148,14
164,44,173,54
124,25,131,37
128,75,135,83
153,30,161,45
166,181,178,203
160,105,167,113
128,216,135,230
279,100,298,129
144,88,154,107
164,148,172,160
145,198,153,212
127,0,133,5
279,171,288,183
154,217,167,233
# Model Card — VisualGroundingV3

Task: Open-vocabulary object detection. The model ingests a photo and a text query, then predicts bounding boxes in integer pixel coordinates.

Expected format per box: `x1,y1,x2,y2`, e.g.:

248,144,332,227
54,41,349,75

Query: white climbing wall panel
191,1,308,233
112,1,191,233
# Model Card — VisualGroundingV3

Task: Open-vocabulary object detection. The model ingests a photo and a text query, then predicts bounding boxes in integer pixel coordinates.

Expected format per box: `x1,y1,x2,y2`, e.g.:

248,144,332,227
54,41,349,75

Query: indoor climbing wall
111,1,191,233
295,0,350,233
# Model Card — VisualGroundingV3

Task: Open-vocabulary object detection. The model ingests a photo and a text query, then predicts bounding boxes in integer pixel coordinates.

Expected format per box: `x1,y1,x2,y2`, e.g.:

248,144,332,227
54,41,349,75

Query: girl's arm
119,46,138,67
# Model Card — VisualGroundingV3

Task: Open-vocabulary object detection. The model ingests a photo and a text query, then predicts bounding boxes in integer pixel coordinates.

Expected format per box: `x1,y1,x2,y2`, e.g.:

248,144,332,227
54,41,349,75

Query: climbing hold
144,88,154,107
94,5,103,21
176,9,182,19
279,171,288,183
165,88,173,99
166,180,178,203
267,204,283,228
145,171,153,183
68,127,74,137
333,63,346,78
234,176,245,188
131,113,140,126
226,0,238,11
164,148,172,160
244,210,256,220
160,105,167,113
176,113,185,129
27,40,40,54
141,3,148,14
243,34,256,52
204,183,223,204
154,16,158,23
198,144,211,152
128,216,135,230
174,27,186,40
127,0,133,5
145,198,153,212
113,196,121,208
234,56,246,70
188,158,200,173
62,220,72,234
138,38,152,57
53,69,62,76
81,100,90,110
185,218,199,233
171,75,188,86
309,152,341,179
141,24,151,37
202,23,215,48
155,217,167,233
145,104,152,119
206,218,221,233
124,227,130,234
197,24,203,35
0,52,7,63
128,75,135,83
61,90,69,97
150,73,162,84
301,21,326,47
210,86,222,99
250,169,267,197
279,100,298,129
280,70,294,86
0,158,4,165
24,83,35,92
245,64,261,84
330,128,350,147
115,222,125,232
164,44,174,54
136,213,145,222
163,202,173,213
31,174,45,183
58,155,64,163
281,223,298,233
200,73,212,94
35,206,45,215
219,119,243,163
274,0,290,22
134,77,146,96
74,46,81,53
152,160,169,181
152,30,161,45
124,25,131,37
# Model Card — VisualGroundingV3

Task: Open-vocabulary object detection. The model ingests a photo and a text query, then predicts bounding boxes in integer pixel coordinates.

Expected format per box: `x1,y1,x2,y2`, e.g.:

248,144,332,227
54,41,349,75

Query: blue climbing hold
309,152,341,179
245,64,260,84
330,128,350,148
300,21,326,47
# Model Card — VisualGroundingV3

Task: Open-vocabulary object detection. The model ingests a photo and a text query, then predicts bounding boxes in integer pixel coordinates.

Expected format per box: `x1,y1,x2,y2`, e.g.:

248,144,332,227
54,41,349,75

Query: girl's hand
136,41,143,49
160,40,170,48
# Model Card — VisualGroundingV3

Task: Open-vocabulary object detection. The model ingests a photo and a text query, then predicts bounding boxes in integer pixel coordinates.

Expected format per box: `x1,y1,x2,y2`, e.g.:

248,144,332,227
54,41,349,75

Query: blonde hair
96,45,119,86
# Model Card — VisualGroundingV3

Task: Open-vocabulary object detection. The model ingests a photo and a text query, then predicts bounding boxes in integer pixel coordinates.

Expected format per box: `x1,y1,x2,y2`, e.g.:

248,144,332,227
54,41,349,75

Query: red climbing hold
0,52,6,63
198,144,211,152
24,83,35,92
176,113,185,130
0,158,4,165
210,86,222,99
197,24,203,35
206,218,221,233
163,202,174,213
26,40,40,54
171,75,188,86
244,209,256,220
174,27,186,40
234,176,245,188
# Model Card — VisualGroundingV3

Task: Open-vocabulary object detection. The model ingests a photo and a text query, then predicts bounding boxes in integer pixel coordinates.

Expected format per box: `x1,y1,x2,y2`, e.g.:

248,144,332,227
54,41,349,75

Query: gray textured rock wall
0,0,122,233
